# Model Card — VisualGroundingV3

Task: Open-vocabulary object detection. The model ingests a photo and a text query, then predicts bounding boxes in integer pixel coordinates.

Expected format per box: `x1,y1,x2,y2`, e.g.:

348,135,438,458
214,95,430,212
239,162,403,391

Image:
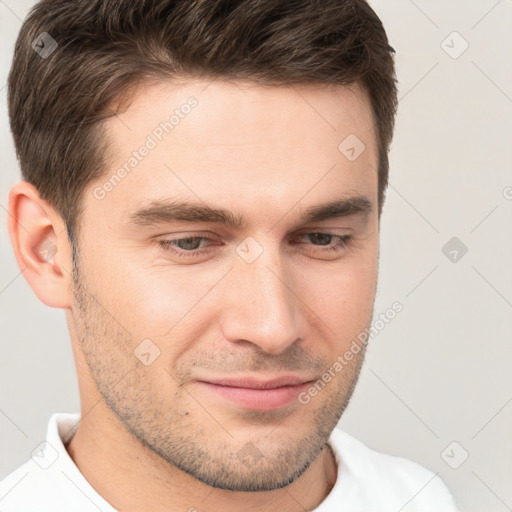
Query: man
1,0,458,510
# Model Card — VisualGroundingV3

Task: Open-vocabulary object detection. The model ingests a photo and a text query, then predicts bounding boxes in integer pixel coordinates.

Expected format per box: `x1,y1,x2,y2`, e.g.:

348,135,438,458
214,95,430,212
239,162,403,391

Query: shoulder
0,457,61,511
0,412,114,512
328,428,458,511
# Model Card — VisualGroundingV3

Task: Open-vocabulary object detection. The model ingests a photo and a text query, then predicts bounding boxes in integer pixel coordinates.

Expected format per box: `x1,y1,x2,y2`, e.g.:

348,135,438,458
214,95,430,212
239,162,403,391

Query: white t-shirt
0,412,459,511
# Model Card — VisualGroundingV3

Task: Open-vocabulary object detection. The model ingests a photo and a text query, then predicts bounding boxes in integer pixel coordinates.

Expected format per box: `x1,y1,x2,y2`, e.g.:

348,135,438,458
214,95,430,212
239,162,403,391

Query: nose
220,243,304,355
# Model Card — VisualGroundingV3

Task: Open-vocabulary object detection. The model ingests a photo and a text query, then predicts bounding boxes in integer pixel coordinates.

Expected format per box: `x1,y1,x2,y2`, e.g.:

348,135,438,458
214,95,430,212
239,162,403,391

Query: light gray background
1,1,511,510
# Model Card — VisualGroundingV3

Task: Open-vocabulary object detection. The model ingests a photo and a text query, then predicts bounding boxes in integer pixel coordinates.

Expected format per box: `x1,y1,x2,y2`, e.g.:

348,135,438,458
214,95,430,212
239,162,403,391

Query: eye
158,236,216,258
157,232,353,260
291,233,353,253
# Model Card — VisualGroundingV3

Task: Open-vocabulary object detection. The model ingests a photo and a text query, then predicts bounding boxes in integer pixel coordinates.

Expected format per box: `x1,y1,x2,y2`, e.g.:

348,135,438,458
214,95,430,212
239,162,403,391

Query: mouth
196,375,315,411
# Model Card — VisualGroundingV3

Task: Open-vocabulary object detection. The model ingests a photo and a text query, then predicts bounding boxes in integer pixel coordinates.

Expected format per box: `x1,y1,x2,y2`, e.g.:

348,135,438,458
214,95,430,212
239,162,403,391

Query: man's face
70,79,379,491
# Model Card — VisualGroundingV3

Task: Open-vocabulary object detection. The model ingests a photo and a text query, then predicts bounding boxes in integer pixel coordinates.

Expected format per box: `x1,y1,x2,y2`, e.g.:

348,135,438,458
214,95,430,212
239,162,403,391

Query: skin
8,78,379,512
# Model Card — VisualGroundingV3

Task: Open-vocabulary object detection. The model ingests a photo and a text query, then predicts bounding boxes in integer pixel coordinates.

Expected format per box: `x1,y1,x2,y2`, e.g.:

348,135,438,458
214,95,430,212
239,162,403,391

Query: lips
201,375,312,389
196,375,315,410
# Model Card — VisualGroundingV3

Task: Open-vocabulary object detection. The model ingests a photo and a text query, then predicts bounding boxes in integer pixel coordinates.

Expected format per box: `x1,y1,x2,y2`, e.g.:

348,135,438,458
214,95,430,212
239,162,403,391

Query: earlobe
7,180,74,309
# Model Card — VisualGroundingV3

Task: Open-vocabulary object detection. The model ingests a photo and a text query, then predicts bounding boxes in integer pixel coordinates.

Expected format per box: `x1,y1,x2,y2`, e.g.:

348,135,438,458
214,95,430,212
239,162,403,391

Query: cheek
87,233,377,358
117,274,199,335
298,252,378,339
98,257,219,353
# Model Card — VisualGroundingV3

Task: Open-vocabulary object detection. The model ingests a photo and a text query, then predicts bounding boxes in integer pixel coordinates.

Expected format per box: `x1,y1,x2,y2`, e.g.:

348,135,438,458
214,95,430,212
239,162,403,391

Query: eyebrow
128,195,373,230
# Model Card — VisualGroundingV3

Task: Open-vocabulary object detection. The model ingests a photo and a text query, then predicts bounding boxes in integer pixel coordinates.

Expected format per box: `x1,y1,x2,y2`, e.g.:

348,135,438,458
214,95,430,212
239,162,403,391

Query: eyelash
158,233,353,259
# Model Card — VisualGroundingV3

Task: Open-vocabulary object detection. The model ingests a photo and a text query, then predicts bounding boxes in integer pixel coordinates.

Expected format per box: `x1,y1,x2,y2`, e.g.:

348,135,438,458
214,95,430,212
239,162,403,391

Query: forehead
86,79,378,229
107,78,375,147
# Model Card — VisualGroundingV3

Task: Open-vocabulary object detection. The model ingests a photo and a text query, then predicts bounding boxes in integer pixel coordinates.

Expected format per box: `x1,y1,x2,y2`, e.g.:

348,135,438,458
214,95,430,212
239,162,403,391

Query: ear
7,180,74,308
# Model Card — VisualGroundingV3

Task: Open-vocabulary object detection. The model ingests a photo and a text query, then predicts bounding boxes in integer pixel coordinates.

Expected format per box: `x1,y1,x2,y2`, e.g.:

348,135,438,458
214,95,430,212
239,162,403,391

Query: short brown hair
8,0,397,244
